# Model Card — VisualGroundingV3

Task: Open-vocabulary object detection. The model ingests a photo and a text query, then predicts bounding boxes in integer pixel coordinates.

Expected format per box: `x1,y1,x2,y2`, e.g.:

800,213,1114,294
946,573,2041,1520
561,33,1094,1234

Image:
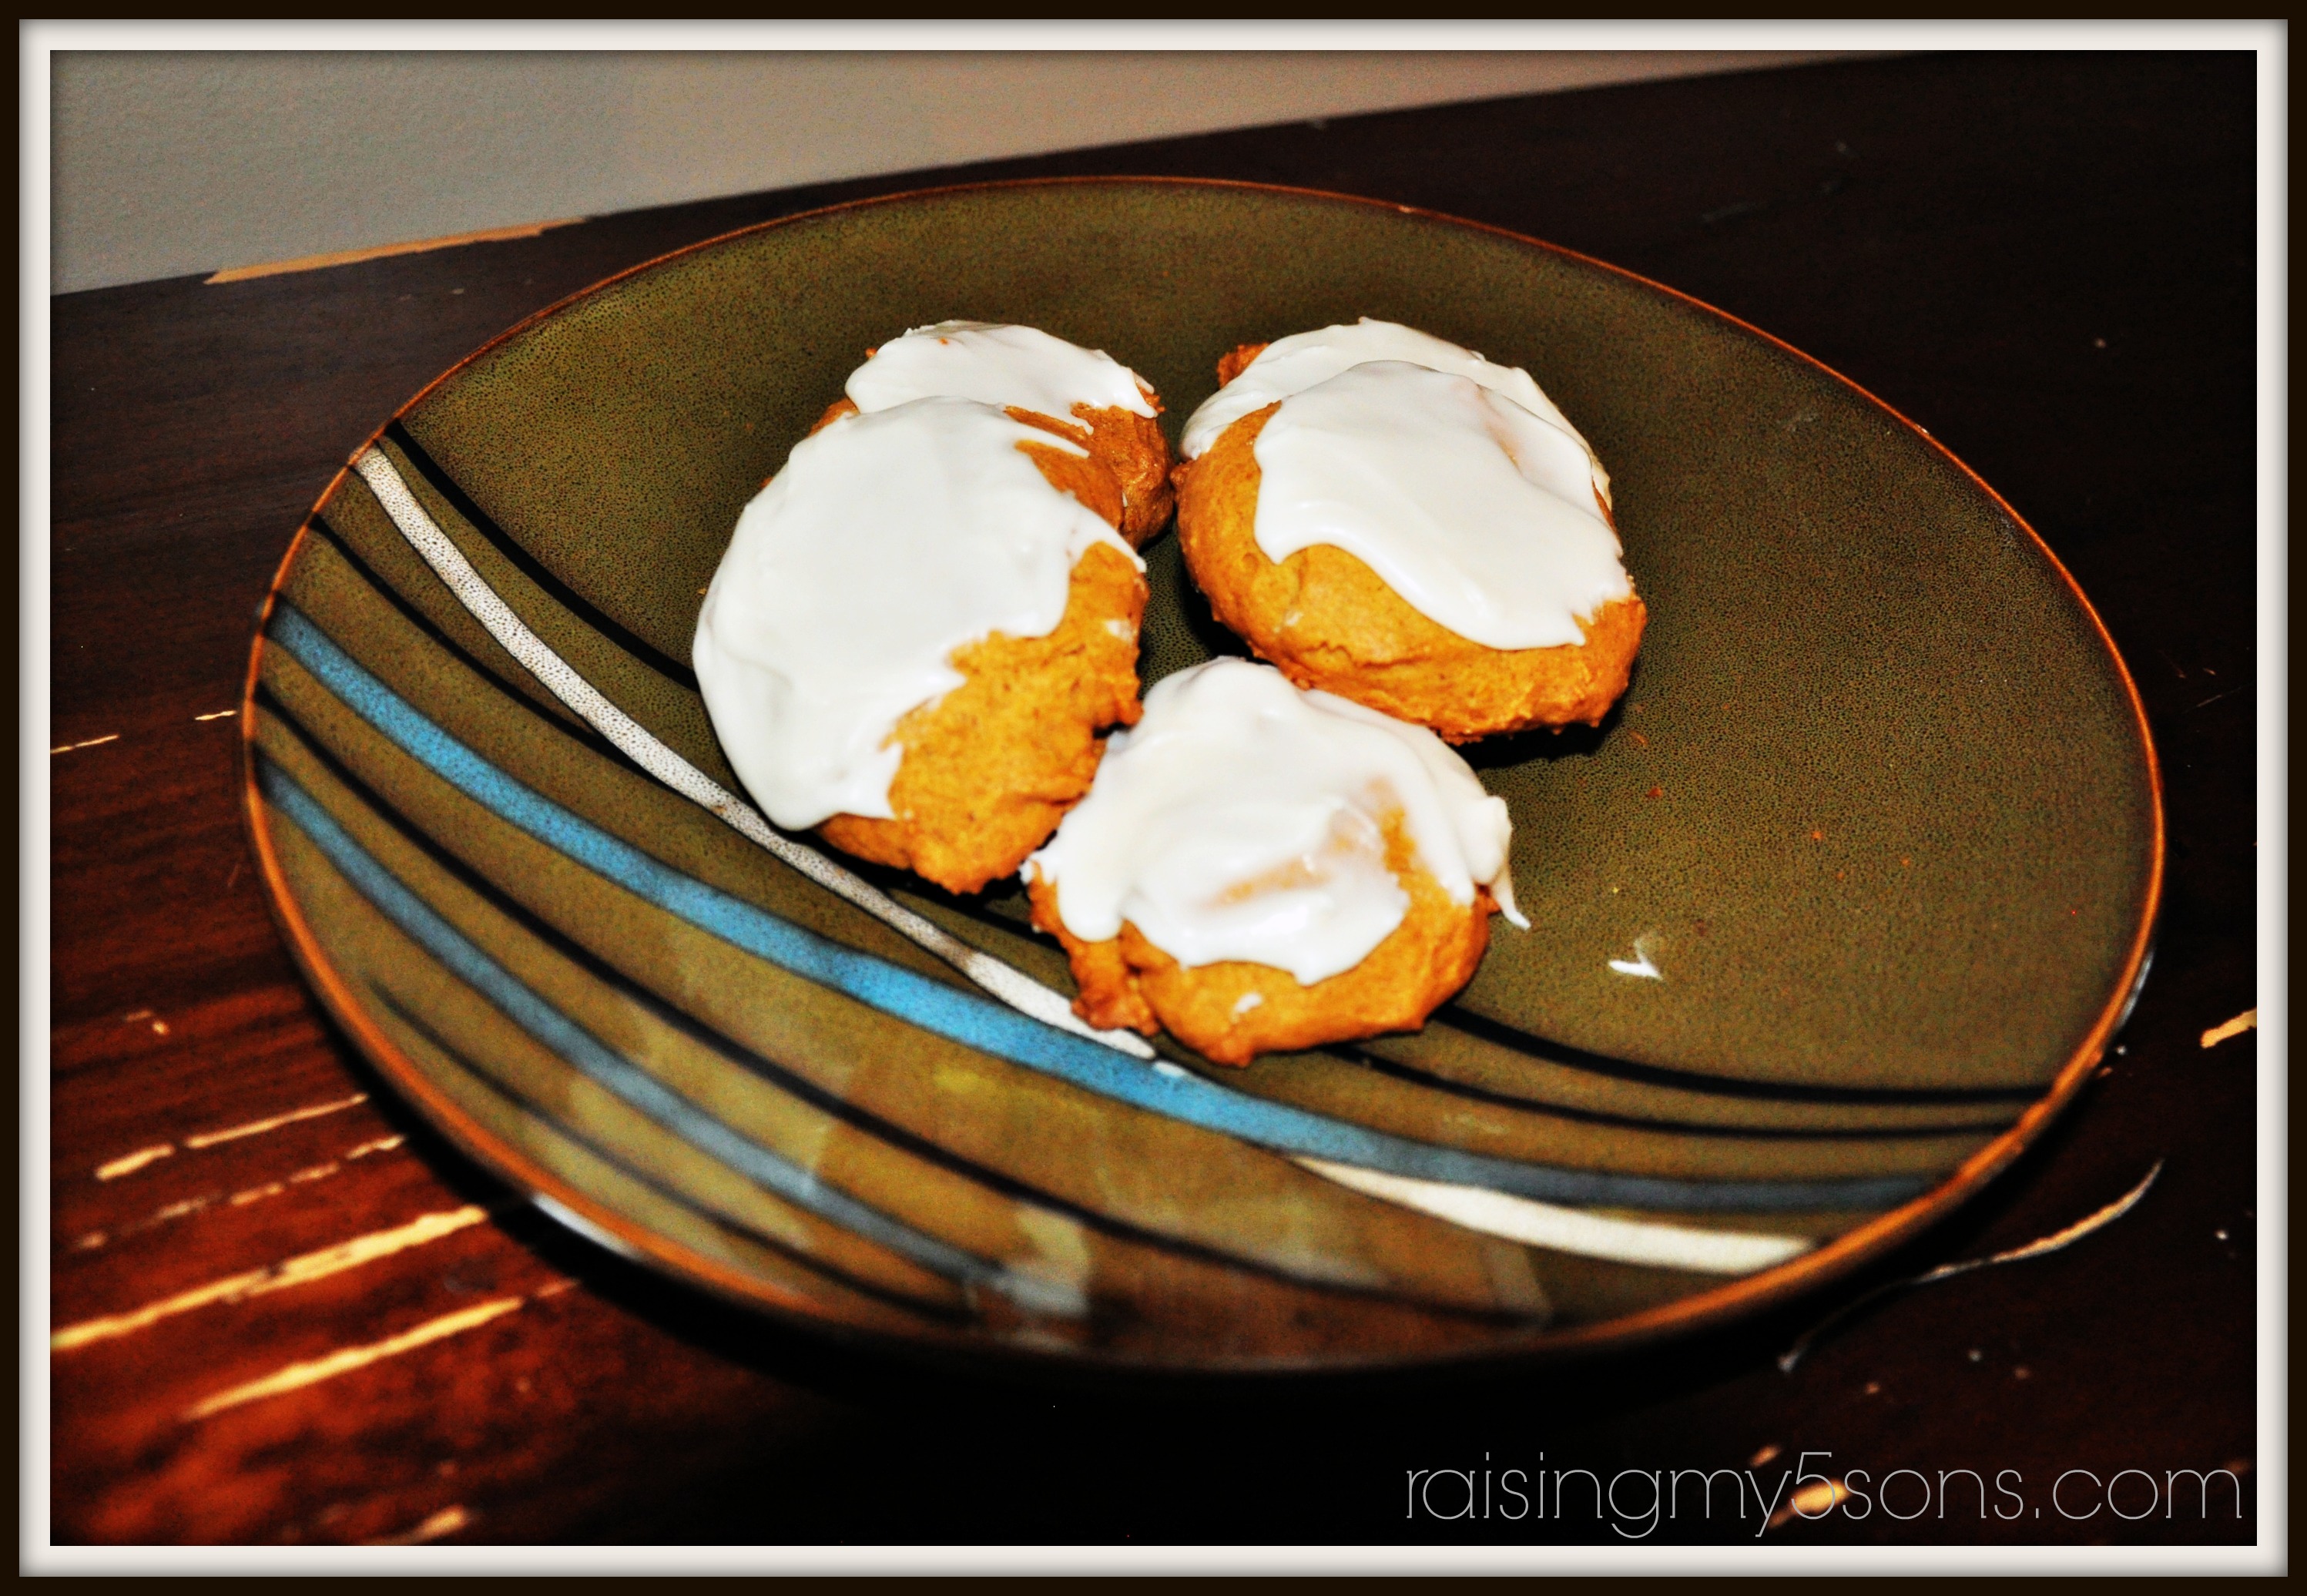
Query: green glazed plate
242,179,2161,1370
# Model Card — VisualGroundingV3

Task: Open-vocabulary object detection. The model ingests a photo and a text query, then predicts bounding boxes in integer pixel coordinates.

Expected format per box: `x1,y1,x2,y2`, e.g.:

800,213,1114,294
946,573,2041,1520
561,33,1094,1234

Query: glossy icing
846,320,1158,425
1179,316,1608,509
1028,659,1523,985
694,396,1139,830
1247,358,1632,649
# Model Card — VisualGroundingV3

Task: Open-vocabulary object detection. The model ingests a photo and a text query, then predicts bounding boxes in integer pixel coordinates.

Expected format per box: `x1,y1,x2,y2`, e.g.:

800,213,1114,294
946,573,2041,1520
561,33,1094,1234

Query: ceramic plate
241,179,2160,1371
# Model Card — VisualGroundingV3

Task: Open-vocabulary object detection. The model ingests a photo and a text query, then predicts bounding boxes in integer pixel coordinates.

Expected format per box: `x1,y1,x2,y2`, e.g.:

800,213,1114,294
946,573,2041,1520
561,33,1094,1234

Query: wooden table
49,52,2261,1551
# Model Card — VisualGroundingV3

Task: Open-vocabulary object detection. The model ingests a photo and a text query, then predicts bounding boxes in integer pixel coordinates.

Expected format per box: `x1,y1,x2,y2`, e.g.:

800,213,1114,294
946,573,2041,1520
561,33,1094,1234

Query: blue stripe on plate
262,759,1014,1302
263,602,1932,1215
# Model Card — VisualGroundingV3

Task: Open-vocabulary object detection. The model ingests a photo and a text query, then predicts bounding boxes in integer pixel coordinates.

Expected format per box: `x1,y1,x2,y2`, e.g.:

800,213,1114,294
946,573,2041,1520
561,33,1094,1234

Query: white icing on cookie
1180,317,1608,513
1028,659,1523,985
1249,360,1631,649
847,321,1157,426
695,396,1139,830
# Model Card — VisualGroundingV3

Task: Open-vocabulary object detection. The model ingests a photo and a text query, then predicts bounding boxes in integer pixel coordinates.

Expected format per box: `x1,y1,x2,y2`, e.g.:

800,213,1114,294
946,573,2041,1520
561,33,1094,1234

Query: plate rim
237,173,2167,1372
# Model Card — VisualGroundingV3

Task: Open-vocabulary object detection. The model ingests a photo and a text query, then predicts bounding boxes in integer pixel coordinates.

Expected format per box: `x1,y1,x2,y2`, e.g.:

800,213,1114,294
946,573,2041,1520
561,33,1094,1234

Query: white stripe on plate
1292,1157,1816,1274
347,448,1155,1058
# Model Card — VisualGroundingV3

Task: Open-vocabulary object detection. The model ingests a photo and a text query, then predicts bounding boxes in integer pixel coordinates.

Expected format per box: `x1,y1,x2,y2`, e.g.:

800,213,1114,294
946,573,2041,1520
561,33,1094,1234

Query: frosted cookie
1173,319,1646,740
695,395,1148,896
1024,658,1524,1066
825,321,1177,545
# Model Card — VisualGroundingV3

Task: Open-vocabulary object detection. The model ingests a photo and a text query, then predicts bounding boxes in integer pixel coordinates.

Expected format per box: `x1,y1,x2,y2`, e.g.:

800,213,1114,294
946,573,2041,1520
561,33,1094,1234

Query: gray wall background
50,52,1853,293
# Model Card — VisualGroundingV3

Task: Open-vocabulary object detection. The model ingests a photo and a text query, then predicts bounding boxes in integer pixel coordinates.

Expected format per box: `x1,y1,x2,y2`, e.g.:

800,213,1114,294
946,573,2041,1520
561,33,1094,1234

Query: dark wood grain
49,52,2258,1547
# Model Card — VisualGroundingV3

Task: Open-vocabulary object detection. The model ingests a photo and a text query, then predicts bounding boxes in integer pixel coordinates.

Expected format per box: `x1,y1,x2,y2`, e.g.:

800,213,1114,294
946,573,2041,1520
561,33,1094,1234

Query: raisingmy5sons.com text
1404,1454,2248,1538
